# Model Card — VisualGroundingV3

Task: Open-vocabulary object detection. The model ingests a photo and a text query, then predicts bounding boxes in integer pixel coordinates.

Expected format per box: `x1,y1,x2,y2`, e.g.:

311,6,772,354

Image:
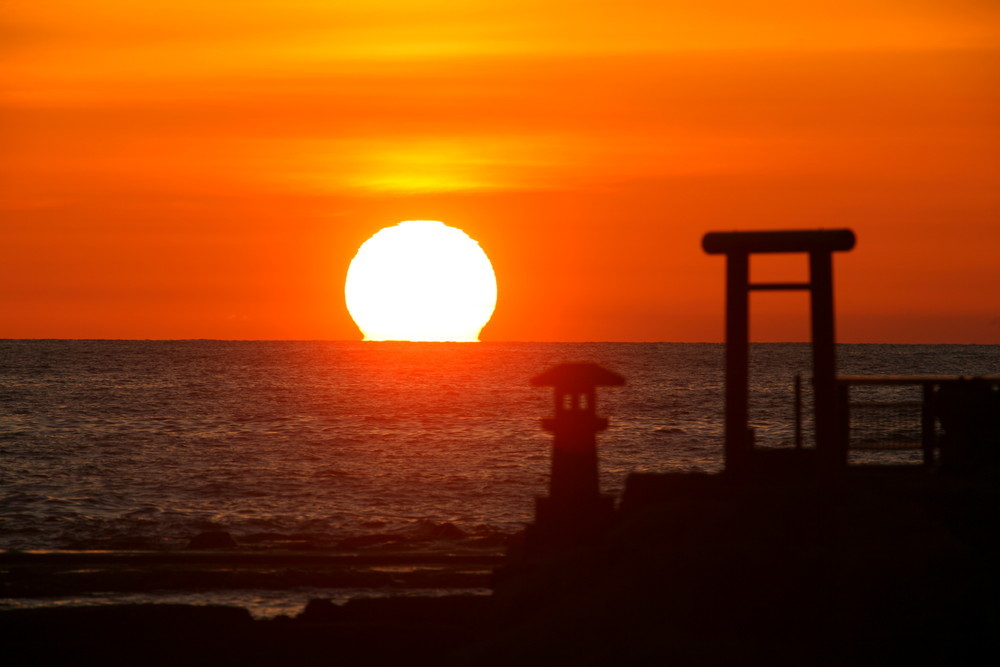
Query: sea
1,340,996,615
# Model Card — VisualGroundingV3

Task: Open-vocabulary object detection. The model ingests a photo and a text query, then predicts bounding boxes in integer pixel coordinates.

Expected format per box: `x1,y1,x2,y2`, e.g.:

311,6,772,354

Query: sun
345,220,498,342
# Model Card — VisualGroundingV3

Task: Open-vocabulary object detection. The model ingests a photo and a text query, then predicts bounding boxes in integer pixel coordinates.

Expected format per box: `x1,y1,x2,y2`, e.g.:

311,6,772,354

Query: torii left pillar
526,363,625,552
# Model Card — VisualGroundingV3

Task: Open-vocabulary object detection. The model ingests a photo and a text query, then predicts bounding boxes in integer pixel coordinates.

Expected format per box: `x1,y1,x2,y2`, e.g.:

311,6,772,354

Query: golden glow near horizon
344,221,498,341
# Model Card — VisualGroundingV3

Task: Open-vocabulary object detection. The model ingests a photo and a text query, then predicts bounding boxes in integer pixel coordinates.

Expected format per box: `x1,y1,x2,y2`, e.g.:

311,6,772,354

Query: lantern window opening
557,390,596,412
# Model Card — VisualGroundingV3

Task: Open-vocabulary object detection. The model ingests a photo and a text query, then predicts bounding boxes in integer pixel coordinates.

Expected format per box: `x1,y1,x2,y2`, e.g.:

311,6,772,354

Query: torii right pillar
702,230,856,474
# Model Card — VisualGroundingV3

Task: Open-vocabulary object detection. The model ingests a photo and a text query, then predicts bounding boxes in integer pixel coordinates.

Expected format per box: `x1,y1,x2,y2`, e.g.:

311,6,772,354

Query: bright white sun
345,220,497,342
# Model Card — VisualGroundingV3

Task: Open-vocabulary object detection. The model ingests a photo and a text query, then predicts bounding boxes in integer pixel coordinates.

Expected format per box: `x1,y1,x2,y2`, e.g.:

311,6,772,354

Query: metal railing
834,375,1000,466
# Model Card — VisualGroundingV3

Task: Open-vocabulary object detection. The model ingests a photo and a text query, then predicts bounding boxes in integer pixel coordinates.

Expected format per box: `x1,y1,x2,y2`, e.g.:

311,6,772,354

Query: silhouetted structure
835,374,1000,468
702,229,856,473
526,363,624,551
935,377,1000,472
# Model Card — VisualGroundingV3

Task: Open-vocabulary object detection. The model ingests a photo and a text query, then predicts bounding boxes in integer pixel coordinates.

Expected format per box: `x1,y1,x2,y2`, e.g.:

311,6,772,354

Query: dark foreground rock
187,530,238,549
456,468,1000,666
1,597,490,667
1,605,256,667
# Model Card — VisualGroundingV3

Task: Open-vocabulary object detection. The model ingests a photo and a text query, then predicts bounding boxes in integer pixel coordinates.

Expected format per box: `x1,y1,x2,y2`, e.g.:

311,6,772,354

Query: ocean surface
3,340,997,551
1,341,996,614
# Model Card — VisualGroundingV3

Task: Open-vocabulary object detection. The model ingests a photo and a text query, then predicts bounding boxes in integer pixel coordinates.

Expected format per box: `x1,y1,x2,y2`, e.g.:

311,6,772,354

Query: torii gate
702,229,856,473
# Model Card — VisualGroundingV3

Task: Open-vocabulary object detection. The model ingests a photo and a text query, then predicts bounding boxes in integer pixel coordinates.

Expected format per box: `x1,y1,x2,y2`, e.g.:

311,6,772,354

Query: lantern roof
531,363,625,390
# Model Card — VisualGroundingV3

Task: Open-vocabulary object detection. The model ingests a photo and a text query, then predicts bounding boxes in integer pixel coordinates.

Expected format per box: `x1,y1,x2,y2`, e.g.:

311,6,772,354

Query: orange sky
2,1,998,342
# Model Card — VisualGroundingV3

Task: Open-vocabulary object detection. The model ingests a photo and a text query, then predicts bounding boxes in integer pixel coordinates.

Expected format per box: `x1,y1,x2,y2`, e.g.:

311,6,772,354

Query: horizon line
1,338,996,346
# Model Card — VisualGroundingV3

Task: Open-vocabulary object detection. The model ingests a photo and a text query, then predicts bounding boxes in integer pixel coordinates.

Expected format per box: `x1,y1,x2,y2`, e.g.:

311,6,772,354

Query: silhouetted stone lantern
526,363,625,551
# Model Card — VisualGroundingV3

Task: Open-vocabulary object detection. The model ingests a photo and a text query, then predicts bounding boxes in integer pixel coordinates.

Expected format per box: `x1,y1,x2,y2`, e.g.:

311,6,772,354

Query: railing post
837,381,851,463
921,383,936,466
794,374,803,450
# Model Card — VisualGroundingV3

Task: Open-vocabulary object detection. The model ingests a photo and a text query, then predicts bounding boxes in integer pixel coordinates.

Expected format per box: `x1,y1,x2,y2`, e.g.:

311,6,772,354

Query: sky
2,1,998,342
